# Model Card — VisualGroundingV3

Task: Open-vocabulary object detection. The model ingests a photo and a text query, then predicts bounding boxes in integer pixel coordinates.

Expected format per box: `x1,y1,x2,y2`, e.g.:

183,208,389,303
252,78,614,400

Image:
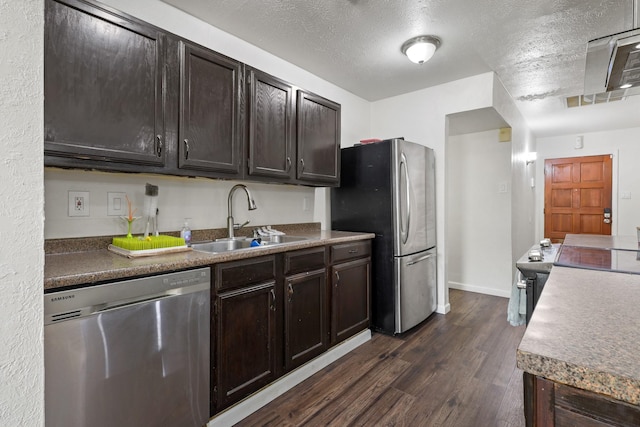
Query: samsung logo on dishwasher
51,295,75,302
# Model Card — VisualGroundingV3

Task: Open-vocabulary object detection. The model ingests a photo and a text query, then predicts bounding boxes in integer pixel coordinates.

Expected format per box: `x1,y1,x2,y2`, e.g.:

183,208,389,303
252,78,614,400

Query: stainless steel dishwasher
44,267,210,427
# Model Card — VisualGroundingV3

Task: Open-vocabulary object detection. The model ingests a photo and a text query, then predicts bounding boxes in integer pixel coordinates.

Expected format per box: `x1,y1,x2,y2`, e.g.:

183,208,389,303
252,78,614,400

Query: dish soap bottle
180,218,192,246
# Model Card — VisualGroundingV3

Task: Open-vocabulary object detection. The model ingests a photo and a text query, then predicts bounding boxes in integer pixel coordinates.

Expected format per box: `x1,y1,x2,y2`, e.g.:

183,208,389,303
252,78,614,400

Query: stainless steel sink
191,235,310,254
191,238,253,253
264,235,308,244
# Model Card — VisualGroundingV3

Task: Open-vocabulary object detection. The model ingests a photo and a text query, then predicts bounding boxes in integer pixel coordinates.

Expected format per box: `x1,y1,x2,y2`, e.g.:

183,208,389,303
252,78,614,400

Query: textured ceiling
162,0,640,137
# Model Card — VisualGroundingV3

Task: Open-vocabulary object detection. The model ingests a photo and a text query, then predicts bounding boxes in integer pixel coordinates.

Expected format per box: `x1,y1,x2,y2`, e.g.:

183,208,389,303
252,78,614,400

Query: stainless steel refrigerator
331,138,436,334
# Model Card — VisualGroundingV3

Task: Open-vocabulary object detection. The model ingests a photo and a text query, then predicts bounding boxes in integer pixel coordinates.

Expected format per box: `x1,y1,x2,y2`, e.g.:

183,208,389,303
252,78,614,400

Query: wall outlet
107,192,128,216
620,191,632,199
302,196,311,211
68,191,90,217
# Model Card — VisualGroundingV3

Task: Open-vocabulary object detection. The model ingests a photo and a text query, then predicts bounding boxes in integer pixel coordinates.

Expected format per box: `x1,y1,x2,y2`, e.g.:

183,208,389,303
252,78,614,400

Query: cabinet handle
156,135,163,157
288,283,294,301
270,289,276,311
286,156,292,172
348,249,358,254
335,270,340,286
184,139,190,160
300,158,305,173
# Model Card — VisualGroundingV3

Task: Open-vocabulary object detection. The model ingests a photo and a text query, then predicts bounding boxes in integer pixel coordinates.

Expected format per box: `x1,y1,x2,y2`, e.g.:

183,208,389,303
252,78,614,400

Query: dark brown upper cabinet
44,0,341,186
44,0,166,167
246,68,295,181
296,90,341,185
178,41,243,176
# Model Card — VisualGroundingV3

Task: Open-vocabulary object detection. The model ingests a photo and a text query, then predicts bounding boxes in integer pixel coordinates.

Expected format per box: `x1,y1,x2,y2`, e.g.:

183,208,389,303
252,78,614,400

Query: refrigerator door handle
406,253,434,266
400,152,411,245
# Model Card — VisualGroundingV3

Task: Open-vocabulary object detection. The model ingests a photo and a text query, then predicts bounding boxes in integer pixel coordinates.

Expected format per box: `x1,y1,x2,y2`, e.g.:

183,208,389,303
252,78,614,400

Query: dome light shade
401,35,441,64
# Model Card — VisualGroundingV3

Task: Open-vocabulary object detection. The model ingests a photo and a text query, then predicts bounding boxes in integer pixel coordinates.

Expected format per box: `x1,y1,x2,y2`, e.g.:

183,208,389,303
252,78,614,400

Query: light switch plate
108,192,127,216
68,191,90,217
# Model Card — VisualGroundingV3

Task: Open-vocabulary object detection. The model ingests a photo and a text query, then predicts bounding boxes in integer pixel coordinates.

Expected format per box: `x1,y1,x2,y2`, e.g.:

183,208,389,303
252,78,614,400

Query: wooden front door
544,155,612,242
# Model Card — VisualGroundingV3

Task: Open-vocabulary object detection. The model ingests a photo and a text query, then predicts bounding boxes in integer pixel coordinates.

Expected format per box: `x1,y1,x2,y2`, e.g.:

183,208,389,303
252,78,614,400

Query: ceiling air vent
566,91,626,108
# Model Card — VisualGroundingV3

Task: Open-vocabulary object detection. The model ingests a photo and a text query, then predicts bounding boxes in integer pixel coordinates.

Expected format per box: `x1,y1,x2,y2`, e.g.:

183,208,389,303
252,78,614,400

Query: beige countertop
517,265,640,405
45,230,374,291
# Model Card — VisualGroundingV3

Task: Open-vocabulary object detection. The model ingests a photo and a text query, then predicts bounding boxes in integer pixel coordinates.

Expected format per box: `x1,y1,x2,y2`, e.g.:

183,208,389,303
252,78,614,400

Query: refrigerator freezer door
394,248,437,333
392,139,434,256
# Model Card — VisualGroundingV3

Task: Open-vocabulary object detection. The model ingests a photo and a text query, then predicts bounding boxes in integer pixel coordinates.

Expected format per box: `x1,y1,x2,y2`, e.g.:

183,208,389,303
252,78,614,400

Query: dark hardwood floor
236,289,526,427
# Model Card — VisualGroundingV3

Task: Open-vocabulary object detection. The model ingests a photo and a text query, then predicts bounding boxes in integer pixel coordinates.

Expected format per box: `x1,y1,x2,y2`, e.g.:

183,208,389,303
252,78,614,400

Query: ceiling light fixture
401,35,441,64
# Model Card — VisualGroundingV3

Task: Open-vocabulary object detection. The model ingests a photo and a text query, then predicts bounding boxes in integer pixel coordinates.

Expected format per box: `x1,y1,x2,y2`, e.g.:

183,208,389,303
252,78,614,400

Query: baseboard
448,281,510,298
436,303,450,314
208,329,372,427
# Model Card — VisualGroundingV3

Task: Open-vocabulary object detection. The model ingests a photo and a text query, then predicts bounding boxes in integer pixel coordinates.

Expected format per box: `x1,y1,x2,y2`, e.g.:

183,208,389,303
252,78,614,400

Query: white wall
370,72,536,313
45,170,316,239
0,1,45,425
447,130,513,297
535,127,640,239
490,74,537,272
370,72,496,314
45,0,372,238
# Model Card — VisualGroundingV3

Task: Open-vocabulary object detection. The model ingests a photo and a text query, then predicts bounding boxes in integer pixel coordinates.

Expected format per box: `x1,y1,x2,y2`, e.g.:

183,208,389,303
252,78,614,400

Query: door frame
537,150,619,239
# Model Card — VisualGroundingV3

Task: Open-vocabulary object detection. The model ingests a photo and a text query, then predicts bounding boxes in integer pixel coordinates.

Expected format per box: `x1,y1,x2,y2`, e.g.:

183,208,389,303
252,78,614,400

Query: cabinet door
247,69,295,180
213,281,277,412
179,41,243,175
296,90,341,185
331,257,371,345
284,268,328,371
44,0,165,166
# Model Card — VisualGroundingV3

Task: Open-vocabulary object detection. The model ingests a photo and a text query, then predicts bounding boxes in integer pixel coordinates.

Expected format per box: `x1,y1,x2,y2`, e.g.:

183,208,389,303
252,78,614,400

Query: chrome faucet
227,184,257,238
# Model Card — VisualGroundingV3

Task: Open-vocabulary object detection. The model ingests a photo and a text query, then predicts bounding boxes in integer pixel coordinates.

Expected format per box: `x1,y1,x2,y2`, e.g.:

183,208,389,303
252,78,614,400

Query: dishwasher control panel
44,267,211,325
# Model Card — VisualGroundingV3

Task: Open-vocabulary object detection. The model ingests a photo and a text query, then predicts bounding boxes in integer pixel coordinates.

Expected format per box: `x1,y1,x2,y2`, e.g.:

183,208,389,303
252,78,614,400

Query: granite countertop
45,230,375,291
563,233,639,250
517,265,640,405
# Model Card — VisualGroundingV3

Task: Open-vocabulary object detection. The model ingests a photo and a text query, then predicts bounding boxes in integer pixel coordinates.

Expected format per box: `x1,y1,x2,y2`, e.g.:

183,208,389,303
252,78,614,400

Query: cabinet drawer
330,240,371,264
215,256,276,290
284,247,326,275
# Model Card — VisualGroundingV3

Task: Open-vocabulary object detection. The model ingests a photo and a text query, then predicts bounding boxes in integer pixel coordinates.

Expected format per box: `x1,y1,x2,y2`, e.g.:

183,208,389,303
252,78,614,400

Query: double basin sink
191,235,310,254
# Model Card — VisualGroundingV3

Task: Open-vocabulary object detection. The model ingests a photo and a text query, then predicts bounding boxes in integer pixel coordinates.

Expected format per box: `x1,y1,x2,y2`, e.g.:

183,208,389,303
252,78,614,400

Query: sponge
112,235,186,251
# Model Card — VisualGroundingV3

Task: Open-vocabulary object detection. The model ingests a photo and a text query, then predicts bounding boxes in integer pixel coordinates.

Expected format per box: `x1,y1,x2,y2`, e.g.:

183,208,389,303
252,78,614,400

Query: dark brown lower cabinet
284,268,328,371
331,258,371,345
211,241,371,416
526,374,640,426
330,241,371,346
283,246,328,372
212,257,279,413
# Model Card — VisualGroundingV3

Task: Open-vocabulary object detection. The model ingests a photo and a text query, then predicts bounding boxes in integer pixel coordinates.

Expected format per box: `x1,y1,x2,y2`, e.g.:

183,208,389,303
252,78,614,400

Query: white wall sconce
525,151,537,165
401,35,441,64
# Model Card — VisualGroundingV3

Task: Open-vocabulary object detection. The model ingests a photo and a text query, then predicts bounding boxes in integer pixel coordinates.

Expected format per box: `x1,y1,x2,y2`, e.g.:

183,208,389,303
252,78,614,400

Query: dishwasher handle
95,292,175,313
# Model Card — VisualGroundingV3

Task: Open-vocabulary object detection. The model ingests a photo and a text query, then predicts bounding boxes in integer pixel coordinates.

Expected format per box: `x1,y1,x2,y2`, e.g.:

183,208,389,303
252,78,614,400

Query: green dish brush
112,235,186,251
